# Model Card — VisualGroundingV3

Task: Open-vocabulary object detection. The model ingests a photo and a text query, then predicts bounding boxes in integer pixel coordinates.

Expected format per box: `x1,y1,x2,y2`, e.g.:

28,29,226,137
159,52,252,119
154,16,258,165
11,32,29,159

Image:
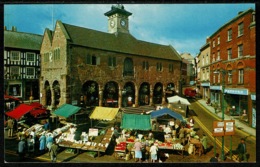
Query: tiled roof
61,21,181,61
4,30,43,50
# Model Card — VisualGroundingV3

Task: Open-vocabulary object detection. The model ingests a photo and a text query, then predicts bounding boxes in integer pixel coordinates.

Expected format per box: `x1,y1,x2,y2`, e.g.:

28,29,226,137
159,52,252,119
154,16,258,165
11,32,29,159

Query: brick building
39,5,182,110
208,8,256,127
4,26,42,103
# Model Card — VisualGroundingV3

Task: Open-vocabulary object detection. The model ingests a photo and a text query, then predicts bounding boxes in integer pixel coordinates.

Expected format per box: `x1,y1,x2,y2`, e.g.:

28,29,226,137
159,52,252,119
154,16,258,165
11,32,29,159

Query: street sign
212,120,235,136
213,121,225,136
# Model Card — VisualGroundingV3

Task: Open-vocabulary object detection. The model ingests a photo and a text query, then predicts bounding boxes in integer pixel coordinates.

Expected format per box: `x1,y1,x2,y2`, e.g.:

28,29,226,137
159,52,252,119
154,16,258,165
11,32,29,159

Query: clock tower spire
104,4,132,34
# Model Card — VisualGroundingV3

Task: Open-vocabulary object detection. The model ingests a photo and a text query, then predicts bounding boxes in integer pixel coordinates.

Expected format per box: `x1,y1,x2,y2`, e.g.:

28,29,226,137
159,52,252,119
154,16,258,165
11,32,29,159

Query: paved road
189,99,256,162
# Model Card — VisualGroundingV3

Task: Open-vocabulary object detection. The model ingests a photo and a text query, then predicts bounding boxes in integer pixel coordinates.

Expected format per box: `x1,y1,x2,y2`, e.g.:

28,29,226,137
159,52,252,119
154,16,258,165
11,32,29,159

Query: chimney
11,26,17,32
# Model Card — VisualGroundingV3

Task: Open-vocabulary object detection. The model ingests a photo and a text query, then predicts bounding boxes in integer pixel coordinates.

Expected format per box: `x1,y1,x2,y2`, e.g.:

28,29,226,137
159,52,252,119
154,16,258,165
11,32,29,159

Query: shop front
224,88,250,124
201,82,210,100
209,85,221,108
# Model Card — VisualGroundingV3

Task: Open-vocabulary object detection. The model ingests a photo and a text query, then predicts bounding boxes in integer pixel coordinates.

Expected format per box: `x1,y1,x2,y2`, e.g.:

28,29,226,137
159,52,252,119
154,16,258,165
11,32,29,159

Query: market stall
149,108,186,157
54,106,117,157
89,107,119,128
55,125,114,156
120,113,152,131
113,113,152,160
52,104,82,123
167,95,191,105
5,103,49,124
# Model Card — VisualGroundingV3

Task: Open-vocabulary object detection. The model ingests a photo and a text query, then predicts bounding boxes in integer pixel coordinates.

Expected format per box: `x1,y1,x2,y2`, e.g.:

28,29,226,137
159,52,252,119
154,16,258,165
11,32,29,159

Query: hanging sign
212,121,225,136
212,120,235,136
224,120,235,136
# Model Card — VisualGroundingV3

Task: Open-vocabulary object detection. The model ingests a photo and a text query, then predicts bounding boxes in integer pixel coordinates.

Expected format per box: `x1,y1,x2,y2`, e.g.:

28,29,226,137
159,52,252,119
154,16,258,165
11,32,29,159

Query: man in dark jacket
236,138,247,162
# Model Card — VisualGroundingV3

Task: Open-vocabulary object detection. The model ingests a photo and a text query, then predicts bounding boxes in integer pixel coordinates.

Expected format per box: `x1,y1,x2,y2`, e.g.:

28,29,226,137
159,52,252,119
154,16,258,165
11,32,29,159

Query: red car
184,88,196,98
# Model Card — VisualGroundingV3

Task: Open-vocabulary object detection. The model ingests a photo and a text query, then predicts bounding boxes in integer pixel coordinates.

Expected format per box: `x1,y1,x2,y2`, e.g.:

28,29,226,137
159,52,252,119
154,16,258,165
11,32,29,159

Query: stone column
99,89,103,107
150,86,154,106
134,86,139,107
51,86,55,110
118,88,122,108
162,86,166,105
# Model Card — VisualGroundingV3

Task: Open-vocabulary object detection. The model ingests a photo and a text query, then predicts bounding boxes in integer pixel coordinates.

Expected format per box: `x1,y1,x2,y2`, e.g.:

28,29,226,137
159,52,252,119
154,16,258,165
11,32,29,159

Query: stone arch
122,81,135,107
82,80,99,107
165,82,175,98
236,61,245,69
52,80,60,106
153,82,163,104
139,82,150,106
44,81,51,106
103,81,119,107
226,63,233,70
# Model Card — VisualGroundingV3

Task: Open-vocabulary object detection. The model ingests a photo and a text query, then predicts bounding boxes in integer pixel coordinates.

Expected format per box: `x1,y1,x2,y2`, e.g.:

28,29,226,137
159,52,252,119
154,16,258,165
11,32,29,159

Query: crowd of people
14,120,59,162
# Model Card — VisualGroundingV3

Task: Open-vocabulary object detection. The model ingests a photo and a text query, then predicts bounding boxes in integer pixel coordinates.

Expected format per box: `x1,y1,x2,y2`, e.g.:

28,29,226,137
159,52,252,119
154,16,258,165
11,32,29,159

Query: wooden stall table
157,141,185,158
190,138,203,156
58,140,74,148
70,143,85,154
114,148,126,160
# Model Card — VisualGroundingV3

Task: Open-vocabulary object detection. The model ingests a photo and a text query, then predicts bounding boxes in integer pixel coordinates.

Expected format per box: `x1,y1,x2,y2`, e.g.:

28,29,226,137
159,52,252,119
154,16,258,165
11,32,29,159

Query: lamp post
214,69,226,161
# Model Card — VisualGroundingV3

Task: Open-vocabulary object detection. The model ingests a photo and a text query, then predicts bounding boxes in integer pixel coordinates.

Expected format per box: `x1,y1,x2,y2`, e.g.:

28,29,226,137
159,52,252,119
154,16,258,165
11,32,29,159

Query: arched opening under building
82,81,99,107
52,81,60,107
122,82,135,107
153,82,163,104
103,81,119,107
44,81,51,106
165,83,175,102
139,82,150,106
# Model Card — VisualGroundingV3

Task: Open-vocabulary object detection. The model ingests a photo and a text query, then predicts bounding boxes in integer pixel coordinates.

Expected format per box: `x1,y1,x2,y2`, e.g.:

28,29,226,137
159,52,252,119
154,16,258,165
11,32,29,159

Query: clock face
110,20,115,27
120,19,126,26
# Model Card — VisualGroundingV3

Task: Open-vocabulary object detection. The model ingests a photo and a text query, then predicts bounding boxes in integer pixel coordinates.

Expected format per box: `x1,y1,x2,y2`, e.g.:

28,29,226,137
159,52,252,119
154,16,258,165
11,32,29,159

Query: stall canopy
167,95,191,105
5,104,35,120
90,107,119,121
53,104,81,118
151,108,184,121
121,113,151,130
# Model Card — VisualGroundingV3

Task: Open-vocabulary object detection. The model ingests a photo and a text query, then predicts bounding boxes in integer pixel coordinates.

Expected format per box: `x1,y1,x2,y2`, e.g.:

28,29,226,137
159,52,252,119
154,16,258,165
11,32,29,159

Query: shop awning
89,107,119,121
121,113,151,130
167,95,191,105
5,104,35,120
151,108,184,121
53,104,81,118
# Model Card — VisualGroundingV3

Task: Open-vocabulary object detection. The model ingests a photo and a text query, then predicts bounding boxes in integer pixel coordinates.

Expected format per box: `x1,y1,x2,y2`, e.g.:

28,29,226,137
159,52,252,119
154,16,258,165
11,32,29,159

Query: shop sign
224,88,248,95
201,82,210,86
212,120,235,136
210,85,221,90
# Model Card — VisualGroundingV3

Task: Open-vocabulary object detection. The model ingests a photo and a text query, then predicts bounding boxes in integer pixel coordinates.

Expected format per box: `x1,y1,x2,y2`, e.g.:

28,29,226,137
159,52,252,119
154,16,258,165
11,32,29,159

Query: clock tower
104,4,132,34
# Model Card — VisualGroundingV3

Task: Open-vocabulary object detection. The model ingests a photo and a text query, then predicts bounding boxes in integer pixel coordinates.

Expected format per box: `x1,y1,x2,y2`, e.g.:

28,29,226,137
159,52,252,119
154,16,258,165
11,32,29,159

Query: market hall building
39,5,182,110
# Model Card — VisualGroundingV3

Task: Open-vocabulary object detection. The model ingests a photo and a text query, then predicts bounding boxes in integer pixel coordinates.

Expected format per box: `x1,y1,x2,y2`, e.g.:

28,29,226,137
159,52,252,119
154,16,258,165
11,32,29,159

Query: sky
4,3,255,57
